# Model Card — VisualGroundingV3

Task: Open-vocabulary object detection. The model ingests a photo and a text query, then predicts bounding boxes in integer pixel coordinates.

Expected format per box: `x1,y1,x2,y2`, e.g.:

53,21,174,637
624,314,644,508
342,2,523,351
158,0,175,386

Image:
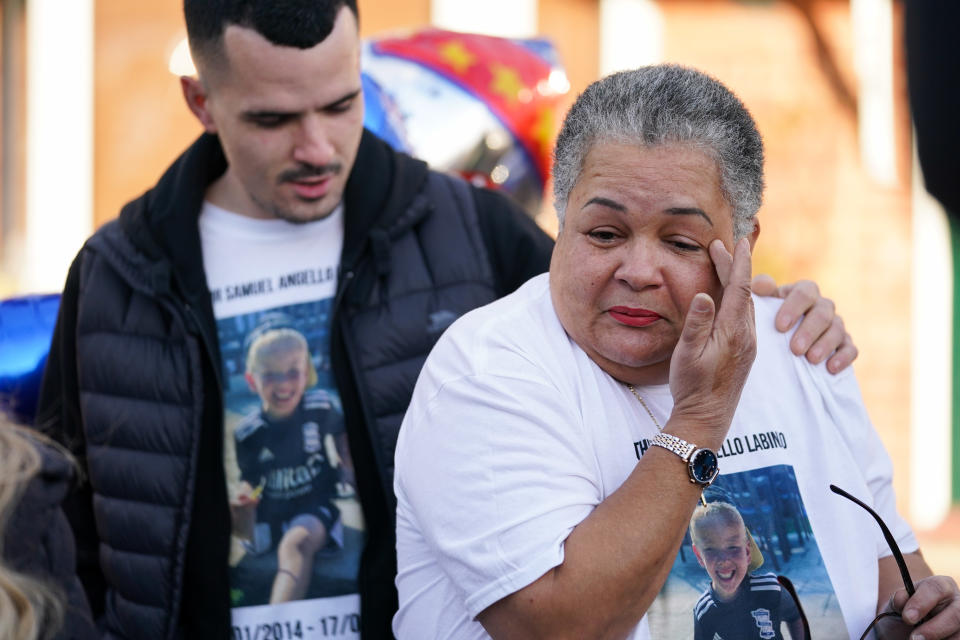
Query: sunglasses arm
829,484,915,598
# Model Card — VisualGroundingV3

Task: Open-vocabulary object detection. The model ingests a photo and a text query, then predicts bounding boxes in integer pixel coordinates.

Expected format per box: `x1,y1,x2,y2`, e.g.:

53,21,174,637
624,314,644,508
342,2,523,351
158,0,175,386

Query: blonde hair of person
245,327,319,388
689,499,765,572
688,500,746,547
0,420,66,640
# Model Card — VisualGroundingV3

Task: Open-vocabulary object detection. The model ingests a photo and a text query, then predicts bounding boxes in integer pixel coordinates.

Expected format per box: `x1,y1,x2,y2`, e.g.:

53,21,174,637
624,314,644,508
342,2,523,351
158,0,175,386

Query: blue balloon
362,71,411,154
0,293,60,425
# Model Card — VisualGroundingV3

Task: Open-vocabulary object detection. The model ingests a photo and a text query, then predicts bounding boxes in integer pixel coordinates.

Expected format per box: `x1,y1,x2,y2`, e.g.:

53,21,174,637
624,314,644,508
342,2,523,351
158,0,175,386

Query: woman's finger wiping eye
708,239,734,286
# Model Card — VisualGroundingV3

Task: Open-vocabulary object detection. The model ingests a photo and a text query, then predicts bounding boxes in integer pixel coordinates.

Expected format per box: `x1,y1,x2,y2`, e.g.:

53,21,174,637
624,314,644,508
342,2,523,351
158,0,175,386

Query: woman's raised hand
668,238,757,444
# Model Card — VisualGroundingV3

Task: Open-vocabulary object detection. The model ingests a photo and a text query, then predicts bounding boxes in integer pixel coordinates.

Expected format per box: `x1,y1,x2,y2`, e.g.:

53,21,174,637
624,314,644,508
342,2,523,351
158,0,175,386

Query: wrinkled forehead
569,141,728,222
583,137,722,180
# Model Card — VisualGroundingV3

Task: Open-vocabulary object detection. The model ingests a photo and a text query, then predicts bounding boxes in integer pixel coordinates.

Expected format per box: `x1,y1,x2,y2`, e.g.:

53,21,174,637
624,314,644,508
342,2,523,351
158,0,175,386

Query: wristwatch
650,433,719,487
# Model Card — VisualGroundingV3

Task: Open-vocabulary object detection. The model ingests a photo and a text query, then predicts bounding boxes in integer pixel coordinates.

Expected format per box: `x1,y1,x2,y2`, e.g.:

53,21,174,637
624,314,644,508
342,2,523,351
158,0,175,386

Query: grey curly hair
552,64,764,240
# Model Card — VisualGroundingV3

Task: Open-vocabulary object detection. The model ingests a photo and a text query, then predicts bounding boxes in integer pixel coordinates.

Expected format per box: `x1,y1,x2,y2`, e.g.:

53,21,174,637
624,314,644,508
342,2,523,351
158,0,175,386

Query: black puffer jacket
36,130,554,639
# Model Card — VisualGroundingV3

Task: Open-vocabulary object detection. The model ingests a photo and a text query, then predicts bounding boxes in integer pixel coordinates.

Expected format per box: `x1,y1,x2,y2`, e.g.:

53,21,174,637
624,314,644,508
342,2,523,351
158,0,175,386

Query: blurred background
1,0,957,574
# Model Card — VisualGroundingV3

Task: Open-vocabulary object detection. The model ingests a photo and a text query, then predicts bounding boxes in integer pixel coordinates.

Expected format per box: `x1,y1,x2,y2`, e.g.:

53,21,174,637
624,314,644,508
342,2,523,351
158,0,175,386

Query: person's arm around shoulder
472,187,555,295
752,274,858,373
477,239,757,639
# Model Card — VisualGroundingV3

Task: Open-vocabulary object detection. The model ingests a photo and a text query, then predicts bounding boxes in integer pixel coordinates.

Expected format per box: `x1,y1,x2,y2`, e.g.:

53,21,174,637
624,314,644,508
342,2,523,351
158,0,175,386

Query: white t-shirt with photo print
199,201,344,317
200,201,365,638
393,272,917,640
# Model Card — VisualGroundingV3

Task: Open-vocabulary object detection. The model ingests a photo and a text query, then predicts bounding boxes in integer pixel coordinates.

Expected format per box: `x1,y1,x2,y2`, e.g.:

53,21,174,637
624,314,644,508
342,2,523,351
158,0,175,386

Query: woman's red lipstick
609,306,661,327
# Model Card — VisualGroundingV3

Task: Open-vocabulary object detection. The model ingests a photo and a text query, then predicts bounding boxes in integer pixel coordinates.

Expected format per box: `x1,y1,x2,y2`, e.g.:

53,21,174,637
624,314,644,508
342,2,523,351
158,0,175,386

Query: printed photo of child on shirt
689,501,804,640
231,326,349,603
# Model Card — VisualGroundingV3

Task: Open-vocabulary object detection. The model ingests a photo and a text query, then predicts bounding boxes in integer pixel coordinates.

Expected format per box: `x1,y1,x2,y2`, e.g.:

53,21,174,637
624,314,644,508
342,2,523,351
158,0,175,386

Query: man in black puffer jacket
35,1,856,639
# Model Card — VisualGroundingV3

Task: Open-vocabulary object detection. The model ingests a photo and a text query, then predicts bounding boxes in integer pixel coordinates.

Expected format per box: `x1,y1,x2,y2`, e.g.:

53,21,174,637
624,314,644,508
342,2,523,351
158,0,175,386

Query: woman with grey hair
393,65,959,639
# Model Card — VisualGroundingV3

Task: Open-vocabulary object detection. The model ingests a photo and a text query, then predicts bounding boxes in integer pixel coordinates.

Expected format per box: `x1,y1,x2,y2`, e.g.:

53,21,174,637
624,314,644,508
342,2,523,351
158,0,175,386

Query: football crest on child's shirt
302,421,321,453
750,608,775,639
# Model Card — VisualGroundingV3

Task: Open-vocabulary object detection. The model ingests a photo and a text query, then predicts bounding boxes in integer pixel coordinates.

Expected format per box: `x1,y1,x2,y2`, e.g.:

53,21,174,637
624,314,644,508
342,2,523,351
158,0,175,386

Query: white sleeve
808,364,919,560
395,371,601,618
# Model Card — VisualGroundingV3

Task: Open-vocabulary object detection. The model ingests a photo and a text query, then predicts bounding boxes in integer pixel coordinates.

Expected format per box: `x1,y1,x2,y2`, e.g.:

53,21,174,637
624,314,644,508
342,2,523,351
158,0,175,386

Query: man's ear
747,219,761,251
181,75,218,133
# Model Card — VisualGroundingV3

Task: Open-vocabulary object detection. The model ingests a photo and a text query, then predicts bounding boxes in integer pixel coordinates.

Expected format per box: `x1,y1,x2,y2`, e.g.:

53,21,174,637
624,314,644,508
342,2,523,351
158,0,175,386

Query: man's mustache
278,163,342,183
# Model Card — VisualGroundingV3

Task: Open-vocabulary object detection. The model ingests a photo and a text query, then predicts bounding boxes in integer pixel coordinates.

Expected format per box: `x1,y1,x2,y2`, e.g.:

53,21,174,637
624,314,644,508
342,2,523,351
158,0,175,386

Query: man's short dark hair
184,0,359,71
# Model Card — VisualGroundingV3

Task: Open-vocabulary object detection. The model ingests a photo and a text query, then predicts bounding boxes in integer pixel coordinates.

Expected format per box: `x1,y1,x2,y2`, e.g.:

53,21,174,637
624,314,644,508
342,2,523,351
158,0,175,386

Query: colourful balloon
362,29,569,215
0,294,60,425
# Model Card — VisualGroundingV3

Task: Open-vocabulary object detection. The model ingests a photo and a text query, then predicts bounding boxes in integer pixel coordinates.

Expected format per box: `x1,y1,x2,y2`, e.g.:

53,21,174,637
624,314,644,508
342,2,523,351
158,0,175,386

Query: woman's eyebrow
582,198,714,226
665,207,713,226
582,196,626,211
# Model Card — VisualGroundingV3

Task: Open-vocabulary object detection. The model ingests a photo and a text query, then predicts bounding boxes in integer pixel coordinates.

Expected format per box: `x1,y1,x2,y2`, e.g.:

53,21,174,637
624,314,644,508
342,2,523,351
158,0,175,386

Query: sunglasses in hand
776,485,917,640
831,485,918,640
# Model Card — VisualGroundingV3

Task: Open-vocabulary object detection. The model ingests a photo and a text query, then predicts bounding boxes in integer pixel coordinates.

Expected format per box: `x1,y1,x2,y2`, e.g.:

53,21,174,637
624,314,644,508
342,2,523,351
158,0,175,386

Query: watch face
689,448,719,485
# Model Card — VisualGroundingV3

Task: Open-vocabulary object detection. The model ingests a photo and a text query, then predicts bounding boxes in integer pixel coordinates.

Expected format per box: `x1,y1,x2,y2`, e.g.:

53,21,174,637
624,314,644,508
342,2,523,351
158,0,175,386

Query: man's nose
293,116,335,167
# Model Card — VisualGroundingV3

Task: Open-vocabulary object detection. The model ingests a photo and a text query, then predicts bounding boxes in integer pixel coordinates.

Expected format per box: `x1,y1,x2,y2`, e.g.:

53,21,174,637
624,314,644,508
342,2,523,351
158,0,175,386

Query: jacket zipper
333,269,355,311
180,300,223,392
331,268,394,506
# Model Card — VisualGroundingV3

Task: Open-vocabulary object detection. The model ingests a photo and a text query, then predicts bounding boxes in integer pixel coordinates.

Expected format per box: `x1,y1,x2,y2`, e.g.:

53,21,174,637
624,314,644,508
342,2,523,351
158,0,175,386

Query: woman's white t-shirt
393,273,916,639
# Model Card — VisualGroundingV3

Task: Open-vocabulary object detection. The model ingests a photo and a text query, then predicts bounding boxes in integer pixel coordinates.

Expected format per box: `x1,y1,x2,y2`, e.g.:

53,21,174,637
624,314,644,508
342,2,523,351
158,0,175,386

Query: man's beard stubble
252,162,344,224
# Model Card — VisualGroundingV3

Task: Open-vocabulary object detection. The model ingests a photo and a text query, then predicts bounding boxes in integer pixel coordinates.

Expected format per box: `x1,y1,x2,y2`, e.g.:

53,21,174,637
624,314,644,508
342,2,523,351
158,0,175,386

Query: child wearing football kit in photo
690,501,805,640
231,327,350,604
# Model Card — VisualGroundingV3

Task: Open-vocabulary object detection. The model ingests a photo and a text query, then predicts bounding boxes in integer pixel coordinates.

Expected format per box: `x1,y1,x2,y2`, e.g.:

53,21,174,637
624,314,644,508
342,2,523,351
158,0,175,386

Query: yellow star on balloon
531,106,555,152
438,40,477,75
489,63,525,105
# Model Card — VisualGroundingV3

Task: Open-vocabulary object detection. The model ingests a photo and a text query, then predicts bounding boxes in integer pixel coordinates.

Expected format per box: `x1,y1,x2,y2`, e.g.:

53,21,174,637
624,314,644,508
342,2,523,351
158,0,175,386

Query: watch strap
651,433,696,462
